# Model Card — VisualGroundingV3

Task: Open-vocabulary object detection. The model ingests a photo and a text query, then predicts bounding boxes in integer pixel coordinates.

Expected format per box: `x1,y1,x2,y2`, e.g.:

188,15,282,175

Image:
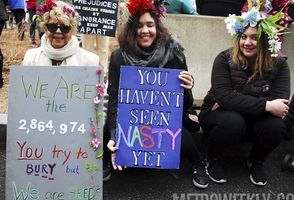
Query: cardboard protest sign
72,0,118,37
6,66,104,200
115,66,184,169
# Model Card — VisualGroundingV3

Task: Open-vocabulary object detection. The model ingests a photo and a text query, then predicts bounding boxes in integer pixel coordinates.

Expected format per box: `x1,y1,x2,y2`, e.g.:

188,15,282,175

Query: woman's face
136,12,157,48
45,20,73,49
239,26,258,58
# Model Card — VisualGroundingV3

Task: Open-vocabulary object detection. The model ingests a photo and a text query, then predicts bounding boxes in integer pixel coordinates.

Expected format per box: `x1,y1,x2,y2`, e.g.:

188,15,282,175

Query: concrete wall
162,14,294,102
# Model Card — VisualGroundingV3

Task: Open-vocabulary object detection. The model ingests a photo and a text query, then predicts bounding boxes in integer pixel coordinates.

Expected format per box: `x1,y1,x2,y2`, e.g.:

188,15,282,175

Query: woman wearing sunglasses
23,1,99,66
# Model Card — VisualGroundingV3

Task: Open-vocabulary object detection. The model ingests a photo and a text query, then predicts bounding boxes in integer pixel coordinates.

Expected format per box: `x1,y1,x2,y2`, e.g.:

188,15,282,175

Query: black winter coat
201,49,290,115
105,48,194,131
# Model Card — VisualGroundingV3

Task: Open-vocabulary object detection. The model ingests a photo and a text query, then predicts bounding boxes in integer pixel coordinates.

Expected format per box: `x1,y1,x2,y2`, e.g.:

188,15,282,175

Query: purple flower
36,5,49,15
158,7,167,17
36,2,57,15
63,6,75,18
90,127,96,136
96,69,103,74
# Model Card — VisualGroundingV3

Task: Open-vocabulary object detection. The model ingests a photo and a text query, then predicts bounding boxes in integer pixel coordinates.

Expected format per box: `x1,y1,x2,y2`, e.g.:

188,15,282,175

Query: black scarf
121,38,185,68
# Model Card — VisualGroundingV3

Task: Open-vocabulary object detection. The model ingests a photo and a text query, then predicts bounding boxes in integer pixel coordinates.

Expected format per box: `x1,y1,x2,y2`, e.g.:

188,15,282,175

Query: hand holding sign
111,152,126,171
106,128,123,171
107,138,127,171
178,71,194,90
107,140,118,152
115,66,184,169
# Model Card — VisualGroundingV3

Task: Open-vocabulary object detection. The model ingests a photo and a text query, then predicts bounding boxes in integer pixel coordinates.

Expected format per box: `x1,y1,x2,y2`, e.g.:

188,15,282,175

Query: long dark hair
118,11,171,55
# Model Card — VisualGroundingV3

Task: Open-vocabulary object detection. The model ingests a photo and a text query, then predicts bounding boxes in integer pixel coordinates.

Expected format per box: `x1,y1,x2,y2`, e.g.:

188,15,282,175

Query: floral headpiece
36,0,76,21
36,0,57,16
127,0,169,17
224,0,287,57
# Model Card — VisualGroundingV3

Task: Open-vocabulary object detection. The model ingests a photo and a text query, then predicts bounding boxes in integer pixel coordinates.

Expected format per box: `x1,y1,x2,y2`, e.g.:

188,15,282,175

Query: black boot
284,94,294,141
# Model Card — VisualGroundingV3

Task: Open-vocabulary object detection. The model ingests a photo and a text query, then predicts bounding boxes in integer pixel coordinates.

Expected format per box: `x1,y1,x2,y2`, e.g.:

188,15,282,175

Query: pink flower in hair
63,6,76,18
36,1,57,15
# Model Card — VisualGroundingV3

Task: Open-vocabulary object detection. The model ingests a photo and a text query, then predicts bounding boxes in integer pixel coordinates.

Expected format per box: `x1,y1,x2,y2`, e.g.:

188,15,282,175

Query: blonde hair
39,1,78,34
231,29,273,79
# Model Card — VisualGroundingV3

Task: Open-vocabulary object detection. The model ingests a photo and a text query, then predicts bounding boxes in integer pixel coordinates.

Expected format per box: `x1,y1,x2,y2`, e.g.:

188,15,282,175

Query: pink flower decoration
96,84,104,97
90,127,96,136
158,7,167,17
36,1,57,15
96,69,103,74
63,6,75,18
92,138,101,149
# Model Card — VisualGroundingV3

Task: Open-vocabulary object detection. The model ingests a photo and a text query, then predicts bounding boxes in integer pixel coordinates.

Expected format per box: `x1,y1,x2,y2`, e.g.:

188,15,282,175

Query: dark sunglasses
46,24,71,33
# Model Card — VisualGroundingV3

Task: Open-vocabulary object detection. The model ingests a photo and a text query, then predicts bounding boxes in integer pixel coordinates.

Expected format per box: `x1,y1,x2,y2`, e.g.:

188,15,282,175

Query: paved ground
1,124,294,200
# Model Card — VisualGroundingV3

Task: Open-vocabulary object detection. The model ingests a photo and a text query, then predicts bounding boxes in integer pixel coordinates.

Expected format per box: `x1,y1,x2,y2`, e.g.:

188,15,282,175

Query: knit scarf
121,38,185,68
40,35,79,61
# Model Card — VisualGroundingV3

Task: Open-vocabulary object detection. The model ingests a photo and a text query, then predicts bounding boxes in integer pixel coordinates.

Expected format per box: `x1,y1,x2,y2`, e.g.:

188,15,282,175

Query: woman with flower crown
199,0,290,186
22,0,99,66
104,0,209,189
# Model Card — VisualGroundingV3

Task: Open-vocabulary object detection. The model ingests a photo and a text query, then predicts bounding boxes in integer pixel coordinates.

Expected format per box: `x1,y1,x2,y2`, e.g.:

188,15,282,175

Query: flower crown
224,0,287,57
127,0,169,17
36,1,56,16
36,0,76,20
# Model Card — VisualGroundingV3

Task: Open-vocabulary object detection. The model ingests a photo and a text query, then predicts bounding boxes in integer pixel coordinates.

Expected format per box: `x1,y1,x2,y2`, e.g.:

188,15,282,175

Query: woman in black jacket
199,1,290,186
104,0,209,189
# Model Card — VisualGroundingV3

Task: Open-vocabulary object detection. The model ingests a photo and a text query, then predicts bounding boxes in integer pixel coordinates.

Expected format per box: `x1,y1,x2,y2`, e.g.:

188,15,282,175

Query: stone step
0,114,7,125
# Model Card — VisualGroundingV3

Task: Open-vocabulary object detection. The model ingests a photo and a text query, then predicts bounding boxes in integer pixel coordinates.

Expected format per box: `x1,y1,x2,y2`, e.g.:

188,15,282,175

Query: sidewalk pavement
1,125,294,200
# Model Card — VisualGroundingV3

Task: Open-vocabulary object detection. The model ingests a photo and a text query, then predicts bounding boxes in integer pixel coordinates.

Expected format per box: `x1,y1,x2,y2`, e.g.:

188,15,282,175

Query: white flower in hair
268,37,281,57
224,14,237,35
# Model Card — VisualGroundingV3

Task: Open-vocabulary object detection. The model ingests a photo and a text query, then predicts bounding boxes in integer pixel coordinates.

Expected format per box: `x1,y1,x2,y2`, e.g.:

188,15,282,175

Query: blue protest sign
115,66,184,169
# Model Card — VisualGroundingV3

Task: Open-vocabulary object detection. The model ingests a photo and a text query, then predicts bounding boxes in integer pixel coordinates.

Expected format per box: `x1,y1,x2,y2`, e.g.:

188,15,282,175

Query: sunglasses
46,24,71,33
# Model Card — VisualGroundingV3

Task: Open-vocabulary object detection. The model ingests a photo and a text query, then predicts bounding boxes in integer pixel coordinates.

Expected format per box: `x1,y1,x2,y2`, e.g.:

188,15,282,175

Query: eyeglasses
46,24,71,33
